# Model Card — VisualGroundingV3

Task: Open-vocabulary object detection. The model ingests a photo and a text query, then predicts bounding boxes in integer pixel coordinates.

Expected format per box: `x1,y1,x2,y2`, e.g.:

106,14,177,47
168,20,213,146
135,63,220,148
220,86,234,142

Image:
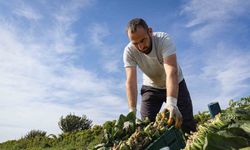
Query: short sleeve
123,47,137,67
161,34,176,58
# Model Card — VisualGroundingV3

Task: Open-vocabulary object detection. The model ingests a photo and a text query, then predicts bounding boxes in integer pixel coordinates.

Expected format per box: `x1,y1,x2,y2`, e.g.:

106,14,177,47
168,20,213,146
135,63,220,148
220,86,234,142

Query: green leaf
240,122,250,134
143,117,151,125
203,133,248,150
126,111,136,122
135,118,143,126
113,127,123,139
115,114,127,128
217,127,250,139
103,121,114,131
123,121,135,136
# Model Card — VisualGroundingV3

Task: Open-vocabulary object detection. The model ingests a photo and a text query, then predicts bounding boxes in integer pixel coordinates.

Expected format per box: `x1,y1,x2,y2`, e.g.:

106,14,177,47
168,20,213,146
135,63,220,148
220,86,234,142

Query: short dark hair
126,18,148,33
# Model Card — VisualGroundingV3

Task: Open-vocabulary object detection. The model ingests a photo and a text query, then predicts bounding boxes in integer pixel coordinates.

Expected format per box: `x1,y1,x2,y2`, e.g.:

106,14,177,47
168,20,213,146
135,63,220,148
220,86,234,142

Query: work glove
163,96,183,128
129,107,137,116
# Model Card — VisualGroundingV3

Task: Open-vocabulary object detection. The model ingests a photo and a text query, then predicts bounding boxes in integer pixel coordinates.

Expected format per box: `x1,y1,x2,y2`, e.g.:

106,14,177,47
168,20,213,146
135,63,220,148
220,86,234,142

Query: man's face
128,27,152,54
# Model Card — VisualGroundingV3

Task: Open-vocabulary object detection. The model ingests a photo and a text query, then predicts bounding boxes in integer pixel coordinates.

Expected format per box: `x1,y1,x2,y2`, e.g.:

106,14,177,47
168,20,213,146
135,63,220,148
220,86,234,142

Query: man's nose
138,43,144,50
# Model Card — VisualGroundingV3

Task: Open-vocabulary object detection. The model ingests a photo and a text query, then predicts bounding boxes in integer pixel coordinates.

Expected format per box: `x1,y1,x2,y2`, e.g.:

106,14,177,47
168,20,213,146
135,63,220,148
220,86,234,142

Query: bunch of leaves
94,112,137,148
58,113,92,133
23,130,47,139
193,111,210,126
185,96,250,150
94,112,171,150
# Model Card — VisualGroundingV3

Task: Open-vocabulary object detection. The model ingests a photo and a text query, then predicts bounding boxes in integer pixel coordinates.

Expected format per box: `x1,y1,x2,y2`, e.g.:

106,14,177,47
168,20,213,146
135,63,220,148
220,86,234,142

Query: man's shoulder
124,42,139,59
153,32,173,47
153,32,170,39
124,42,136,52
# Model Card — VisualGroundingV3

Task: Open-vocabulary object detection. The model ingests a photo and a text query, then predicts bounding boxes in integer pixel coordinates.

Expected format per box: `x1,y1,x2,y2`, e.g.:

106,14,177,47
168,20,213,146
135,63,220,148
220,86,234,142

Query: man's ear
148,27,153,35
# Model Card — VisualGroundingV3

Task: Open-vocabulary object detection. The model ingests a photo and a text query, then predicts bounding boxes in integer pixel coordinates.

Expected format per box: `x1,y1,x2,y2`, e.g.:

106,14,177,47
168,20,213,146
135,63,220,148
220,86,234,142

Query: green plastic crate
145,126,186,150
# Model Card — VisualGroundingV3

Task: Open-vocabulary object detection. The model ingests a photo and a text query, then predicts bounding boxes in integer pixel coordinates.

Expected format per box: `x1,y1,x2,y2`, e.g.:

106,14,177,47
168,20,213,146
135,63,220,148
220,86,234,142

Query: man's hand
163,96,182,128
129,107,137,118
129,106,137,114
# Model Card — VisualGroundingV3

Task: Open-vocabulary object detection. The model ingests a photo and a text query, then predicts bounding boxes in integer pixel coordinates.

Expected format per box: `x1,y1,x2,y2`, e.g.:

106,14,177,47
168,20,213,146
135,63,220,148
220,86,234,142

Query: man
123,18,196,133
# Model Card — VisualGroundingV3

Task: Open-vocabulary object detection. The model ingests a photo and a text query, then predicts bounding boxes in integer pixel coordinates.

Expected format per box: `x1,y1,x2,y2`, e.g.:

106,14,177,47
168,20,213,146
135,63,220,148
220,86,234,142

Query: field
0,96,249,150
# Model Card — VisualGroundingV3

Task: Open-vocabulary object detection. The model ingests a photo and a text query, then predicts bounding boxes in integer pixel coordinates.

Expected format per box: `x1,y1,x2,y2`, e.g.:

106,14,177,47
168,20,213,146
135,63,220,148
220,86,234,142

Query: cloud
0,19,124,107
89,23,111,47
50,0,95,54
88,23,122,73
103,59,120,73
182,44,250,113
53,0,93,23
182,0,250,27
181,0,250,44
0,102,73,141
0,0,126,143
179,0,250,113
201,44,250,101
13,2,42,21
47,0,92,54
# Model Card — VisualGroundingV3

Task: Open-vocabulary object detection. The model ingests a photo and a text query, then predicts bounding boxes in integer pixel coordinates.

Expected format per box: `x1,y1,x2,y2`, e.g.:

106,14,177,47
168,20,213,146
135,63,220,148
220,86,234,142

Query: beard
141,35,152,54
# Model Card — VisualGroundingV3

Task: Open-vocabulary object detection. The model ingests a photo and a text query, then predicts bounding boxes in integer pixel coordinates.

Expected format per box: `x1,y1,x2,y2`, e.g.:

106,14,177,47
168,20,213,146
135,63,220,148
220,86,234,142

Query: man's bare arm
125,67,137,111
163,54,182,128
163,54,178,98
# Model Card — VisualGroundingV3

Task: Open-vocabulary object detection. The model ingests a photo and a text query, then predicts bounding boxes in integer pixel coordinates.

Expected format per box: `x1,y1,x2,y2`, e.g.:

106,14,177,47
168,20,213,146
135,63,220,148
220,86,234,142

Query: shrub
58,113,92,133
23,130,46,139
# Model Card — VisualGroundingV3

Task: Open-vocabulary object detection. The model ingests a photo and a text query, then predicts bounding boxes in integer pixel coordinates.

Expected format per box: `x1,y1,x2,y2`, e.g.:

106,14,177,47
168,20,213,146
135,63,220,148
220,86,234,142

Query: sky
0,0,250,143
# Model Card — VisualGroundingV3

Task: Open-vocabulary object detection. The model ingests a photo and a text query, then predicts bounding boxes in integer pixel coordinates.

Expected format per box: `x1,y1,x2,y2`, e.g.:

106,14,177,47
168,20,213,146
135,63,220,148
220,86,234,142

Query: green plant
194,111,210,126
1,96,249,150
58,113,92,133
23,130,47,139
185,96,250,150
94,112,171,149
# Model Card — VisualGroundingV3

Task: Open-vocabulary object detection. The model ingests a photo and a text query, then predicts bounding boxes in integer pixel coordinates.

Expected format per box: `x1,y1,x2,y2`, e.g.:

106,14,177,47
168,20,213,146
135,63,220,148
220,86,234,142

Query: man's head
126,18,153,54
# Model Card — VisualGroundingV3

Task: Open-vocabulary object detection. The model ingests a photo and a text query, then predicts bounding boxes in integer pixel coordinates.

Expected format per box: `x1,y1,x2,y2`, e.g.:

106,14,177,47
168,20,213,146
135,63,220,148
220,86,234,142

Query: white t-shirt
123,32,184,89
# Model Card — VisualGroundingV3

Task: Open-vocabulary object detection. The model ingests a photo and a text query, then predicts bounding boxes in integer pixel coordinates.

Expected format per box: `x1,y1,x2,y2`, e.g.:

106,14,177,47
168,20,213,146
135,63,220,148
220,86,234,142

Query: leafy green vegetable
203,133,248,150
185,96,250,150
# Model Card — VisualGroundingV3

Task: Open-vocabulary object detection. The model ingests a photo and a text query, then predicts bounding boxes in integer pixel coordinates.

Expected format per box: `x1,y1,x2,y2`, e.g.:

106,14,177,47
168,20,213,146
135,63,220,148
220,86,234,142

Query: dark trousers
140,79,196,133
